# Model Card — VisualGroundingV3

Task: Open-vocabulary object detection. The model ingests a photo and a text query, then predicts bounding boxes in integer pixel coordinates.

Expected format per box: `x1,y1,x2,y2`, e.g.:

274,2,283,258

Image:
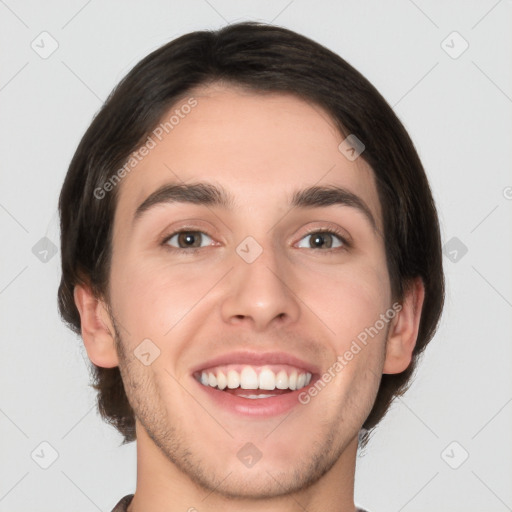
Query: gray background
1,1,511,511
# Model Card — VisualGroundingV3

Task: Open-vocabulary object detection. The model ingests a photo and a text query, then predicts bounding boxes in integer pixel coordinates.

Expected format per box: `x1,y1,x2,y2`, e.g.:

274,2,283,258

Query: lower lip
193,377,315,417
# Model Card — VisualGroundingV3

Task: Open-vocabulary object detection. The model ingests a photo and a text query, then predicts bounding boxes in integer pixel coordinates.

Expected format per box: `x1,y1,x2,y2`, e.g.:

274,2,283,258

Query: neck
127,422,359,512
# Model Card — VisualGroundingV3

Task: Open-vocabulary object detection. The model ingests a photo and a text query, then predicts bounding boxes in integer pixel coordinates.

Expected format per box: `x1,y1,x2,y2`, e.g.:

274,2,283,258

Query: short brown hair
58,21,444,447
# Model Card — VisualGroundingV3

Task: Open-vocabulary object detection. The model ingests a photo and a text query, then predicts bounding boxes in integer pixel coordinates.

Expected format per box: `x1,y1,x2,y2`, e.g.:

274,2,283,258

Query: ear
382,277,425,374
73,283,120,368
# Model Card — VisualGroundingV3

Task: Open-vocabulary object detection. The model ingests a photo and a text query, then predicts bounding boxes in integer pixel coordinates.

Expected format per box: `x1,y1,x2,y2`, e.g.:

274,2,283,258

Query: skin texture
74,84,424,512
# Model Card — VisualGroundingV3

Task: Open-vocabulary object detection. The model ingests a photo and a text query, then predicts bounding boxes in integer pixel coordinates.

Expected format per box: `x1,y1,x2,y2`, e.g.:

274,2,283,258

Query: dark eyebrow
133,182,236,225
290,185,377,230
132,182,377,231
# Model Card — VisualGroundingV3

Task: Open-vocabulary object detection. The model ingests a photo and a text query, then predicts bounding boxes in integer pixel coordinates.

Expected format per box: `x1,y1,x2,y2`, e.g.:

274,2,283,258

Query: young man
58,22,444,512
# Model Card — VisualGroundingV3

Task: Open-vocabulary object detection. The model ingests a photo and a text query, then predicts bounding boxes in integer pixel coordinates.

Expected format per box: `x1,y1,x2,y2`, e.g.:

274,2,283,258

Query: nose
220,240,301,332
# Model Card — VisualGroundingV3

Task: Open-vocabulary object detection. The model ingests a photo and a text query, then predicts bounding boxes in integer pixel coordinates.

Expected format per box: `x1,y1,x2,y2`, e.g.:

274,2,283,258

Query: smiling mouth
193,364,313,399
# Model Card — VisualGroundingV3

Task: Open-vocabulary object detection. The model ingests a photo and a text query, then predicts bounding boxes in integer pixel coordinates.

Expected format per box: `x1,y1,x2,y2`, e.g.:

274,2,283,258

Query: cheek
306,257,391,337
110,254,208,345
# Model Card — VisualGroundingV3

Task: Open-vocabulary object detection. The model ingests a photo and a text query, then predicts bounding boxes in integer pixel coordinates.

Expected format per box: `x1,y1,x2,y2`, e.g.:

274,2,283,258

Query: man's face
107,84,393,498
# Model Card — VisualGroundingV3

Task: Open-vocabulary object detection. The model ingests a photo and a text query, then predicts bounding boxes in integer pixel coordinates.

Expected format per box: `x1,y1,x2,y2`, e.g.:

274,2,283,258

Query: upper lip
191,350,320,376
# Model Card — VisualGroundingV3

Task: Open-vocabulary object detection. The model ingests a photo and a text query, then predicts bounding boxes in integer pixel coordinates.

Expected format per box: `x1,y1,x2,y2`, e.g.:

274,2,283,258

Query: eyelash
160,227,351,254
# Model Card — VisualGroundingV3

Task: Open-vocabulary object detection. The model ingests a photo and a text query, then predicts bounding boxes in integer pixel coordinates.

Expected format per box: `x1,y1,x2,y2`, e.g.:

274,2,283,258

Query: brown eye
164,230,213,250
296,230,347,250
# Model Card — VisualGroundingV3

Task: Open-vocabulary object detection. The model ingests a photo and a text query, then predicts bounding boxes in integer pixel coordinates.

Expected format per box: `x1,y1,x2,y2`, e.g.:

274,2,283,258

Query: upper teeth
198,365,312,391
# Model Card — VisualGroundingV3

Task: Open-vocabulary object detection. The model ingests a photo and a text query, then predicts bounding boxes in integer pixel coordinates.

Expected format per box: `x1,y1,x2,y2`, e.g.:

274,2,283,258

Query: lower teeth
239,394,278,399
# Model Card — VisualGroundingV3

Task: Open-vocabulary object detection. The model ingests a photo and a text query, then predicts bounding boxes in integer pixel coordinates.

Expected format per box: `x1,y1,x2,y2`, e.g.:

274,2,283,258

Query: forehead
113,84,383,232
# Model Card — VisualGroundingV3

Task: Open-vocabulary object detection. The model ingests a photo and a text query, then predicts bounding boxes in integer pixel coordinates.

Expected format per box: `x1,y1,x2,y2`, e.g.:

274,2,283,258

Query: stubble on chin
108,315,376,501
